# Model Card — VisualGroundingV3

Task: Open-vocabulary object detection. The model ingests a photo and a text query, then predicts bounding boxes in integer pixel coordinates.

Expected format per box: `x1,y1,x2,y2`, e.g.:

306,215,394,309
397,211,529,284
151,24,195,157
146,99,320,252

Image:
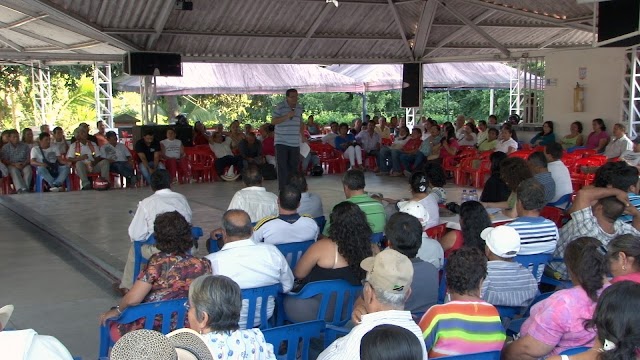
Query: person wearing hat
0,305,75,360
110,328,214,360
480,226,538,307
318,249,427,360
398,200,444,269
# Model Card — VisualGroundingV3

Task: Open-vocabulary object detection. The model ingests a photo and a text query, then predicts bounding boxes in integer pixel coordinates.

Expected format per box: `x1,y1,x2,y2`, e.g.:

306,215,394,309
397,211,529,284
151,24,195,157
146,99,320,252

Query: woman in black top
479,151,510,202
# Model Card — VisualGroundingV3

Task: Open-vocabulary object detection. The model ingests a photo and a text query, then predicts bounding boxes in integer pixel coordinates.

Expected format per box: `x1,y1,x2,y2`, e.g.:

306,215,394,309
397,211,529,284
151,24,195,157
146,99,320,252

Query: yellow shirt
478,139,497,151
375,126,391,139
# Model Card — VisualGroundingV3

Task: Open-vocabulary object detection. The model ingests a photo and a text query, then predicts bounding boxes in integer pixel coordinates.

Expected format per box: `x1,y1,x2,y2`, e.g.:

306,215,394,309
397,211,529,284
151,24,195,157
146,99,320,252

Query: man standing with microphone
272,88,305,190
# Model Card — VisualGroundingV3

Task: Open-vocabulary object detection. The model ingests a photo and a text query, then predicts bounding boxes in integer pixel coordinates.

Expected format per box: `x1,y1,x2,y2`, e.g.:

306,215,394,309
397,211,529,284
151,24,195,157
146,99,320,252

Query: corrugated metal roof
0,0,603,64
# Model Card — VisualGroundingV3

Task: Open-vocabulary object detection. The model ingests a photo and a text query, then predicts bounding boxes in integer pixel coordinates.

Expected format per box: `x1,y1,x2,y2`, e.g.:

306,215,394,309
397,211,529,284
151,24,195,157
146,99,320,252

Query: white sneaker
49,187,60,192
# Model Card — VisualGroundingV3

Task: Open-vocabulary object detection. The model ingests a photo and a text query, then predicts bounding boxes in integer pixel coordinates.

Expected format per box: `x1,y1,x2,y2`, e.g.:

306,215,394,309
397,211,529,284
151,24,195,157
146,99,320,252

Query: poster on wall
579,67,587,80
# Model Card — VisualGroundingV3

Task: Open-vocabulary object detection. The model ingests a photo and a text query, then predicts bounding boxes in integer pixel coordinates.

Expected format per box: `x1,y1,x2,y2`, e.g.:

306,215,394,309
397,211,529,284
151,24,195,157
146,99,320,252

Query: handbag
39,147,59,177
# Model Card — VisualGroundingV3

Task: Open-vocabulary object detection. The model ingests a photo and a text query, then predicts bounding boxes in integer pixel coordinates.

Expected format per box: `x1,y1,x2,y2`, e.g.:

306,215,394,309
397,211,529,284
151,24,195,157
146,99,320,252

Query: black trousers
276,144,300,190
215,155,243,175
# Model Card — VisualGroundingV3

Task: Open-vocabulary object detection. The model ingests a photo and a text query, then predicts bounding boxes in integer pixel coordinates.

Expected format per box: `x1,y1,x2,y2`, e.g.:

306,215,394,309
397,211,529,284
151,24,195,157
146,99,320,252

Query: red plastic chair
453,157,474,186
381,138,393,146
1,176,14,195
184,147,215,182
540,206,565,228
316,143,343,174
572,149,597,158
426,223,447,240
464,159,491,188
508,150,533,159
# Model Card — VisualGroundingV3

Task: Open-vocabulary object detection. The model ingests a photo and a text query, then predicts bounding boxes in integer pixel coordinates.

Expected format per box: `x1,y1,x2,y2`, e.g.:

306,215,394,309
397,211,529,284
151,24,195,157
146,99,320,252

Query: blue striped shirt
272,100,303,147
506,216,558,255
481,260,539,307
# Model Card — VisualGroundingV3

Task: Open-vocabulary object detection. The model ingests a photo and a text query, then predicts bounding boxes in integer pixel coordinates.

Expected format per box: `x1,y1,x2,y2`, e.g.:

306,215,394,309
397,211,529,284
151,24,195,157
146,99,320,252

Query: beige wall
544,47,626,138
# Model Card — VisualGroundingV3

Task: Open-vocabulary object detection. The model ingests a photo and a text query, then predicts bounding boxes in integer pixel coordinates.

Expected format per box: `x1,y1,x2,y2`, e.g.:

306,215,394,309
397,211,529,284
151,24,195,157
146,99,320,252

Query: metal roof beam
146,0,175,50
387,0,414,59
0,34,23,51
0,19,88,53
431,22,565,29
422,9,494,58
104,28,406,41
436,0,509,56
538,29,575,49
413,0,439,60
291,3,333,60
0,0,139,51
459,0,593,32
0,14,48,29
0,50,122,62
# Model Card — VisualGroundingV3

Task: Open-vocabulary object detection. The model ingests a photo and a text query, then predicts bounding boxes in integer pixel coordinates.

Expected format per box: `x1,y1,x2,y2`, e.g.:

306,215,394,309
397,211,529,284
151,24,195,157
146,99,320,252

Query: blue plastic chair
314,216,326,233
560,347,590,355
282,280,362,327
548,193,572,210
566,146,586,153
437,260,448,304
242,283,281,329
439,351,501,359
262,320,325,360
495,305,522,321
540,257,574,289
276,240,314,270
370,232,384,245
132,227,204,284
98,298,187,358
207,236,220,253
323,324,350,348
515,253,553,283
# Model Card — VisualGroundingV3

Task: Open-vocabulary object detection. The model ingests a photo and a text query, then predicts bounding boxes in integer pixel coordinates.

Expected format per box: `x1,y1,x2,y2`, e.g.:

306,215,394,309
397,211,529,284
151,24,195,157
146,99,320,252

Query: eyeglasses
183,301,190,311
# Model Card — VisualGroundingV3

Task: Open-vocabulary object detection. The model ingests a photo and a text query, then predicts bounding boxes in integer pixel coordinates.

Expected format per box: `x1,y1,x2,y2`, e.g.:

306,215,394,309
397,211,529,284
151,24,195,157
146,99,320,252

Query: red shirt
193,133,208,146
402,138,422,152
262,136,275,156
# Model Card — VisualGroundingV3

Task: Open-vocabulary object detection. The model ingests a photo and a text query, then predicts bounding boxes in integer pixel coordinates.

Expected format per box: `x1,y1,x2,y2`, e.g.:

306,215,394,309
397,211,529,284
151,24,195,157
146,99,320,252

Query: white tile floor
0,172,475,359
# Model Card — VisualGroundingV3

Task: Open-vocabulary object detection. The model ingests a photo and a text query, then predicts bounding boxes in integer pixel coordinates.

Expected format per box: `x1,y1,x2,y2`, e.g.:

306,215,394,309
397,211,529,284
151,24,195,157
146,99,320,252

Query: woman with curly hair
503,237,611,359
438,200,492,257
100,211,212,341
482,156,533,218
547,281,640,360
284,201,377,322
418,247,505,358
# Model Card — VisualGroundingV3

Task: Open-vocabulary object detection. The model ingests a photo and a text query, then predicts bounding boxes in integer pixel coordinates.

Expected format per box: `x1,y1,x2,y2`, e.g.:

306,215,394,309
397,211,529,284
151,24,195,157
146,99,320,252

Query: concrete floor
0,172,471,359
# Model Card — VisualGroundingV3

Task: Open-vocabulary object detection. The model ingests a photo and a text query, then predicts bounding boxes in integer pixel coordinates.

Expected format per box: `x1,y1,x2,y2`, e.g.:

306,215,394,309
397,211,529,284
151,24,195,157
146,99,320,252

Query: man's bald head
222,209,253,240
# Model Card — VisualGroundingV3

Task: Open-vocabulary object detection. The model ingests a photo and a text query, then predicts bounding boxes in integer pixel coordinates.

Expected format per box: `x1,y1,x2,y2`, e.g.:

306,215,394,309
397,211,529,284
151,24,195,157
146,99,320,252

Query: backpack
311,165,324,176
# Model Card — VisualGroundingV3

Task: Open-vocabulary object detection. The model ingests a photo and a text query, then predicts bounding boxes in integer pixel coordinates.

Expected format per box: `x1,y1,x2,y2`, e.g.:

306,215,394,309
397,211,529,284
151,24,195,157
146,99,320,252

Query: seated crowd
3,114,640,360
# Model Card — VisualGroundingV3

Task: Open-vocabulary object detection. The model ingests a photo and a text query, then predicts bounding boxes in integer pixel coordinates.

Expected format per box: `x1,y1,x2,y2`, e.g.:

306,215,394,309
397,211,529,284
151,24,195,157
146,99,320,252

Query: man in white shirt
118,169,192,292
454,114,466,140
319,249,427,360
51,126,69,155
621,137,640,167
66,127,110,190
375,117,391,140
604,123,633,159
228,164,278,223
210,132,243,177
544,142,573,206
288,172,323,218
252,185,318,244
102,131,137,187
321,122,339,148
206,209,294,329
30,132,70,192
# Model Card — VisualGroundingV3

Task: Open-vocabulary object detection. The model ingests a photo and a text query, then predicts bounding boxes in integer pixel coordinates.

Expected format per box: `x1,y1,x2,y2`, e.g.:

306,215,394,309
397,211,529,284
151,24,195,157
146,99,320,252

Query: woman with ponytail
504,237,611,359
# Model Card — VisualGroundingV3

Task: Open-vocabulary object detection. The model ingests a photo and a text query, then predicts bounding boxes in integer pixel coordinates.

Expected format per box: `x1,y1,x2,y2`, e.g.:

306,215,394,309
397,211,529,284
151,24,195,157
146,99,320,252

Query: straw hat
110,328,213,360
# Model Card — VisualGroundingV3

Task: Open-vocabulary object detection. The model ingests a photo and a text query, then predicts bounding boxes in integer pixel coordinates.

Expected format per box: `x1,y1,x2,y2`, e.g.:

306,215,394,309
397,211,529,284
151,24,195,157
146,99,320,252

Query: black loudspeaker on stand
401,63,422,108
598,0,639,47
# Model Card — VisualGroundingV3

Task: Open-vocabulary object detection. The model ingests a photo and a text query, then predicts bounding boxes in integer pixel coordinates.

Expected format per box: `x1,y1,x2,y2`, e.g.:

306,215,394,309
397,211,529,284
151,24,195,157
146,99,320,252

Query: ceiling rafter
387,0,414,59
0,34,24,51
290,3,334,60
412,0,439,60
422,9,494,58
458,0,593,32
537,29,575,49
0,14,48,30
436,0,509,56
1,0,139,51
431,22,566,29
0,19,89,53
146,0,175,50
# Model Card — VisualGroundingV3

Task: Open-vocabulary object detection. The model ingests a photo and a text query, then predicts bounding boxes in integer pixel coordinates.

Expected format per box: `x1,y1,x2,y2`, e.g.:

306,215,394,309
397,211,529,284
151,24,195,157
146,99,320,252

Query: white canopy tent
114,62,364,95
327,62,542,91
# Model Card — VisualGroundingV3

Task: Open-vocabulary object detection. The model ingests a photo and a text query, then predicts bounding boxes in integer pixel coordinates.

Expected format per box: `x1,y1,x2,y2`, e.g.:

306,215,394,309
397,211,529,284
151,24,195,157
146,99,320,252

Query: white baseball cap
398,201,430,229
480,226,521,258
0,305,14,330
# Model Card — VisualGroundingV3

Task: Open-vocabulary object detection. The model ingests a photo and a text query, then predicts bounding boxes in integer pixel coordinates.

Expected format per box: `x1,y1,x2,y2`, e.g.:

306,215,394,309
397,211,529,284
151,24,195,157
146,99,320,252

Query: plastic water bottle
470,190,478,202
461,190,468,203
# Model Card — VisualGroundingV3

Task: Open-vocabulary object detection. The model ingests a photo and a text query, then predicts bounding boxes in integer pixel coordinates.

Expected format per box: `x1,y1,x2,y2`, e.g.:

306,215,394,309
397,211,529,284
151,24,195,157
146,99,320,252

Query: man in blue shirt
272,88,305,190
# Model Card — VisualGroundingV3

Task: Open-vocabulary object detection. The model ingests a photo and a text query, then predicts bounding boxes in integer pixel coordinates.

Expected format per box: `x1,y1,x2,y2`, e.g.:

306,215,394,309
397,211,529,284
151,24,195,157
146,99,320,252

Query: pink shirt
521,284,609,355
585,131,609,150
611,272,640,284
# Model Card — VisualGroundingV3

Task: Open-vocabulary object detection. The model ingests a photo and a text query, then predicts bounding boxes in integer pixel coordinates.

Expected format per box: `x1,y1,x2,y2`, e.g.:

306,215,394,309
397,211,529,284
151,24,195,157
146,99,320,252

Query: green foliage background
0,64,512,133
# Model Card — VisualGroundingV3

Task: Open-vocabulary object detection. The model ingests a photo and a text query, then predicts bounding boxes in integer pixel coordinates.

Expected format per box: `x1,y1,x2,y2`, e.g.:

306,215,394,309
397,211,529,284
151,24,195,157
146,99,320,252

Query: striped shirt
506,216,558,255
533,172,556,204
481,261,538,307
419,301,505,358
319,310,427,360
272,100,303,147
322,194,386,236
